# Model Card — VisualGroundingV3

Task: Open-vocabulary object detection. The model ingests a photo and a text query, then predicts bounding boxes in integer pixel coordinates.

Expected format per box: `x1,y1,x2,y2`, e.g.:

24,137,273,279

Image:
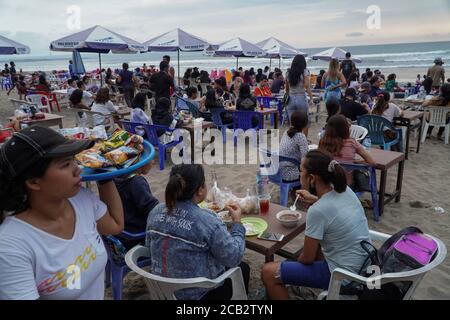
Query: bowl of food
218,210,233,227
276,210,302,228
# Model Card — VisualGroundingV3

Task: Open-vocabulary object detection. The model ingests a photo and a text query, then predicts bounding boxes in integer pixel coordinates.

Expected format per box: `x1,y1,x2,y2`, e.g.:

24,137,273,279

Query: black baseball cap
0,126,94,179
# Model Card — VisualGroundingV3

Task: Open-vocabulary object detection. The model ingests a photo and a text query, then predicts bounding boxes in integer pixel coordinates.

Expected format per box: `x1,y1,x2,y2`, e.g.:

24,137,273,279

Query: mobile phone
257,231,284,242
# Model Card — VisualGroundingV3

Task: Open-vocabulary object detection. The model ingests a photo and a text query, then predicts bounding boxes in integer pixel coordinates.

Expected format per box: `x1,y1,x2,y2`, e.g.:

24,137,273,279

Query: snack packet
105,129,130,149
104,146,139,165
75,150,113,169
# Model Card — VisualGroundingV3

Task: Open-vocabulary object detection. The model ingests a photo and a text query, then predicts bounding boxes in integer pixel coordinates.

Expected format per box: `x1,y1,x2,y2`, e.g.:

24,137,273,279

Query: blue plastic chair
121,120,182,170
175,96,201,118
103,231,151,300
256,96,283,126
339,162,380,221
259,149,301,207
357,115,403,152
231,110,262,146
210,108,233,143
1,76,13,90
175,96,190,112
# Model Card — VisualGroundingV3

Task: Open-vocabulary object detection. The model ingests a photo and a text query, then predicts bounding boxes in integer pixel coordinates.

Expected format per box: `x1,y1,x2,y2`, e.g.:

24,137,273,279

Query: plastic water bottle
256,168,269,195
363,137,372,150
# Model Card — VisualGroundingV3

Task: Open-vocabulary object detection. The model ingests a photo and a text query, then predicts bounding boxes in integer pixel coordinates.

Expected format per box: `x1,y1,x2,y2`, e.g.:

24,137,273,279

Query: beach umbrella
256,37,307,69
144,28,211,86
50,25,145,84
72,50,86,75
214,38,266,70
0,34,30,54
312,47,362,63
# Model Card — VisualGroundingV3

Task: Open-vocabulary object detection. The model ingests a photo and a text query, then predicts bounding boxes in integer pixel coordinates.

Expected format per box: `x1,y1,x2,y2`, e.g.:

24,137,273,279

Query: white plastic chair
125,245,248,300
67,107,116,134
421,106,450,144
319,230,447,300
350,124,369,142
26,94,51,113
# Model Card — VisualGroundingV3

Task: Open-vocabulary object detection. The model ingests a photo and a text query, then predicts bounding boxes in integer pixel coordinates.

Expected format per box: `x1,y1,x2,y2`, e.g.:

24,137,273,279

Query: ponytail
304,150,348,194
328,160,347,193
164,164,205,214
372,91,390,116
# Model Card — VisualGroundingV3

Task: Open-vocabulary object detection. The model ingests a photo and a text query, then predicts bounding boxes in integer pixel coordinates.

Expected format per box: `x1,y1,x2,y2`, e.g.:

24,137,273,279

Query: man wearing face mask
261,149,371,299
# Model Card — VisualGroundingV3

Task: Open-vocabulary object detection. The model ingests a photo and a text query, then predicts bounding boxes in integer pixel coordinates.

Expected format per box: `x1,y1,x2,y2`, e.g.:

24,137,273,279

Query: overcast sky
1,0,450,54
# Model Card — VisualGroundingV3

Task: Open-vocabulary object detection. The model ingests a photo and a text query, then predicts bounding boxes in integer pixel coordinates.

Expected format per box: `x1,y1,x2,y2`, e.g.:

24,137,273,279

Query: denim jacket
145,201,246,300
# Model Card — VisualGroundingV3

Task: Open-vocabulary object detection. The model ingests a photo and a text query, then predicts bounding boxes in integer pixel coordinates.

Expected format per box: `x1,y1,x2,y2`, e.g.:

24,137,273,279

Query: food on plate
208,202,222,212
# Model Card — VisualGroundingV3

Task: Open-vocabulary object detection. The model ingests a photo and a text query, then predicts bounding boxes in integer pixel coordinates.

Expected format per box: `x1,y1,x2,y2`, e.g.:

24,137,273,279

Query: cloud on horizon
0,0,449,54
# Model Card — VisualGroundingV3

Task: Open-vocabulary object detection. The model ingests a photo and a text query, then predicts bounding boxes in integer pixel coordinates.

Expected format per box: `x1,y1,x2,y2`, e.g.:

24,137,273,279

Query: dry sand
1,89,449,300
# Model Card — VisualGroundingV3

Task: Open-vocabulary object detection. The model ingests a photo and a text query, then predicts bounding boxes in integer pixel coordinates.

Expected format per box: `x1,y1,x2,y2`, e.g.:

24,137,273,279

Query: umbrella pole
269,58,272,71
236,57,239,70
177,49,180,88
279,57,281,69
98,52,103,86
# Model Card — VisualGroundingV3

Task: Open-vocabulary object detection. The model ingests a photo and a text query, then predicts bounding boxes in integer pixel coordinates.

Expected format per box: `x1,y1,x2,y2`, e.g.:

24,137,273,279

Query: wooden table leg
58,120,63,129
416,115,423,154
404,121,411,160
274,112,279,130
396,160,405,202
265,254,274,263
379,170,387,216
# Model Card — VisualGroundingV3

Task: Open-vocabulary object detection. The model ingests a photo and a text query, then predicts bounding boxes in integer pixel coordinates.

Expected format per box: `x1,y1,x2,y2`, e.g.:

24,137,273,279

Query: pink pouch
393,233,438,266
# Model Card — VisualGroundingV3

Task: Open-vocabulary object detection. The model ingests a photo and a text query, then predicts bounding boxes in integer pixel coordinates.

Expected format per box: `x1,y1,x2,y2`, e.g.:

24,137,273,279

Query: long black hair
132,92,147,110
0,158,53,223
304,149,347,193
165,164,205,213
439,83,450,106
288,55,307,87
69,89,83,106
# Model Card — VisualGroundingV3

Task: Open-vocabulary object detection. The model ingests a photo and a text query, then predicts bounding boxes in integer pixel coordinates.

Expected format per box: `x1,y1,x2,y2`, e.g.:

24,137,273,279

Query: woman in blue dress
321,58,347,102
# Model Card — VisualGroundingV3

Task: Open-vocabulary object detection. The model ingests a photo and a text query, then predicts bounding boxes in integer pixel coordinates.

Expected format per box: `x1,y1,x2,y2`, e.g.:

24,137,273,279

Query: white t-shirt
0,188,108,300
382,102,402,122
82,91,93,108
91,101,117,126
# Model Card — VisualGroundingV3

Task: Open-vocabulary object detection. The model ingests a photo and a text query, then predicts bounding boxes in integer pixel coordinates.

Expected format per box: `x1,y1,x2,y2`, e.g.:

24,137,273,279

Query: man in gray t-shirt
305,187,370,274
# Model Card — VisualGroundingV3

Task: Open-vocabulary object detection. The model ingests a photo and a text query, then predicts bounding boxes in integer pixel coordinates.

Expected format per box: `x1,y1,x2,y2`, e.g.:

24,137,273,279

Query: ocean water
1,40,449,82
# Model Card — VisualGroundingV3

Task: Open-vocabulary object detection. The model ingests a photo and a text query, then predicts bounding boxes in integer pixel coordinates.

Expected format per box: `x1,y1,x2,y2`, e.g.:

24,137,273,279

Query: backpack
343,227,438,300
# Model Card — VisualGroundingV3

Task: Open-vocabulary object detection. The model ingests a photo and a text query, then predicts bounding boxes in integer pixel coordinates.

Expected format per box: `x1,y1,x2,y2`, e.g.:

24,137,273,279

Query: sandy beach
1,89,449,300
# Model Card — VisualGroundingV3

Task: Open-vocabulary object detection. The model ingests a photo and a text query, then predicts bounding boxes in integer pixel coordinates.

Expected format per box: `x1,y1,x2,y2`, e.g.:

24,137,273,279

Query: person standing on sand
427,58,445,89
163,55,176,81
340,52,356,84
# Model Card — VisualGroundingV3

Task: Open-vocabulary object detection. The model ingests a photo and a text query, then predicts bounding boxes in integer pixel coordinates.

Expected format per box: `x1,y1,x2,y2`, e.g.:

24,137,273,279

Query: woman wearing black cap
0,126,124,299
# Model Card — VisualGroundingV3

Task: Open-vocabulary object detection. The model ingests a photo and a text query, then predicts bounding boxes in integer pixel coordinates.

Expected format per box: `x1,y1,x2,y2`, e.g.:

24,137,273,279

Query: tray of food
66,128,155,182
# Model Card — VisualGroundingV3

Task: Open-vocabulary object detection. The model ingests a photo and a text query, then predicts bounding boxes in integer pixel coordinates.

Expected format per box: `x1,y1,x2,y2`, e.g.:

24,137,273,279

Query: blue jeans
286,94,310,126
280,260,331,290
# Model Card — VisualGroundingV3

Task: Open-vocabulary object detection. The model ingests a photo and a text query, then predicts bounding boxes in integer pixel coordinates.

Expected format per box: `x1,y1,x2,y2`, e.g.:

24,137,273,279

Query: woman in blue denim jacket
145,164,249,300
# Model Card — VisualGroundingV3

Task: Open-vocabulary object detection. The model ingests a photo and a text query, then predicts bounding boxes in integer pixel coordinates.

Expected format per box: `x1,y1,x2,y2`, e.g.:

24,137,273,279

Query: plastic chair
357,115,403,151
175,96,190,112
176,96,201,118
103,231,151,300
259,148,301,207
121,120,182,170
26,94,52,113
339,162,379,221
350,125,369,142
210,108,233,144
125,245,247,300
35,91,61,112
67,107,116,133
319,230,447,300
421,106,450,145
231,110,262,147
1,76,13,90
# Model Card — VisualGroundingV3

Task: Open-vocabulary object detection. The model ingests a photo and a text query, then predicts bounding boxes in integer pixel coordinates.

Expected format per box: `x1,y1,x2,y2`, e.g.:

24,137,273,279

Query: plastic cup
259,195,271,216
